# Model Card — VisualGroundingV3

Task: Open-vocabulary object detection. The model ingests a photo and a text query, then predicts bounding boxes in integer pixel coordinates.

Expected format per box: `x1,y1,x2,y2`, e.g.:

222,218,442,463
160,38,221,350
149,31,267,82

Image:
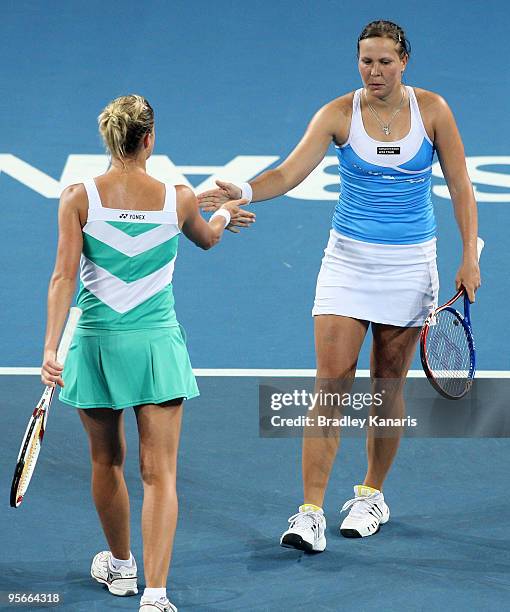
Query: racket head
10,387,54,508
420,303,476,400
10,307,82,508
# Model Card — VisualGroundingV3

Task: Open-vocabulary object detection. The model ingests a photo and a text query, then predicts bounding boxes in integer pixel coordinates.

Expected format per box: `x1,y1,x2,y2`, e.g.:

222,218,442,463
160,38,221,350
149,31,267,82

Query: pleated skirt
312,229,439,327
59,325,199,409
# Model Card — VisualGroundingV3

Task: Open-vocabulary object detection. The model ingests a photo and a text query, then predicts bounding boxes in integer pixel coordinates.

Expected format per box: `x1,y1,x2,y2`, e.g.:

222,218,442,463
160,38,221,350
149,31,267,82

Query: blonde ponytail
98,95,154,159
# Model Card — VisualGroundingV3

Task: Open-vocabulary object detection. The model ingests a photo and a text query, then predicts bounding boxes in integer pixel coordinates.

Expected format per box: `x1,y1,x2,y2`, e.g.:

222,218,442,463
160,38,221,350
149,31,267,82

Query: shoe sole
340,512,389,538
91,571,138,596
280,533,326,553
340,525,380,538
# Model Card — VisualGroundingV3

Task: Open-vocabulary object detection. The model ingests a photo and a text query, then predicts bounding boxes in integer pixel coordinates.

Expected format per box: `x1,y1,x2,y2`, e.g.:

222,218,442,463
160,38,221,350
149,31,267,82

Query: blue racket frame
444,292,476,380
420,291,476,399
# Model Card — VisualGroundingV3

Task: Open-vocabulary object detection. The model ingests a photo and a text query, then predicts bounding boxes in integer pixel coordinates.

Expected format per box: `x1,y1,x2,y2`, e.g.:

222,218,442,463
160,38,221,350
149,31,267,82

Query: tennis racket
10,307,82,508
420,238,484,400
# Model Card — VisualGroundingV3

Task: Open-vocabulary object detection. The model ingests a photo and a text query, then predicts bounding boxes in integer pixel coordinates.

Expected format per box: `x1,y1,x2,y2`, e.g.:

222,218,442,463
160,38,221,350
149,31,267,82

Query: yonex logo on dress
118,213,146,220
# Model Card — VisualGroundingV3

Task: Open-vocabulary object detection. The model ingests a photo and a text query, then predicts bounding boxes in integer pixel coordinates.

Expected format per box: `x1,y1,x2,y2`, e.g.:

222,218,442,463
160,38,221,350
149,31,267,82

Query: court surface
1,1,509,610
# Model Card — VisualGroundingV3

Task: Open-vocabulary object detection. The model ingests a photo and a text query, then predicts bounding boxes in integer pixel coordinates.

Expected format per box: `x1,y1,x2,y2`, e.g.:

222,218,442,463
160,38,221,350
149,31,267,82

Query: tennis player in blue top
199,20,481,551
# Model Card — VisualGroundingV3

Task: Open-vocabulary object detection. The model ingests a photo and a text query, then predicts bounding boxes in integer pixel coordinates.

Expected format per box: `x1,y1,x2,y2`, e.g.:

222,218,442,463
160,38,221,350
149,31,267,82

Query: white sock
143,587,167,601
110,553,133,570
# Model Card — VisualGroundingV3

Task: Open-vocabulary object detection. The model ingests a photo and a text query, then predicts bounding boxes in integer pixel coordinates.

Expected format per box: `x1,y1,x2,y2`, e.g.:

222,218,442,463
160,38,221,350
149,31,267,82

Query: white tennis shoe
280,505,327,552
139,596,177,611
340,485,390,537
90,550,138,596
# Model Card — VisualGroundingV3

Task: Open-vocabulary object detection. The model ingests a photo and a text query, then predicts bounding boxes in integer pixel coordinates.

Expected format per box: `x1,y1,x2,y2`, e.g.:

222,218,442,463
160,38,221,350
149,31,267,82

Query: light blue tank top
332,86,436,245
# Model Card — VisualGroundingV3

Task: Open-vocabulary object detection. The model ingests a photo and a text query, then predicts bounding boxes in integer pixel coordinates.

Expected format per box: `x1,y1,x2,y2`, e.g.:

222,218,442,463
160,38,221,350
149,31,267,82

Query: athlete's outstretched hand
199,181,251,233
198,180,242,213
219,198,255,234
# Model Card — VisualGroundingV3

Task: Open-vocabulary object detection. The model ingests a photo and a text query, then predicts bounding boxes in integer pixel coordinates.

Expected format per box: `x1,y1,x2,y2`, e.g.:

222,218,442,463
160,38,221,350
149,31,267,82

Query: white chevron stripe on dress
80,255,176,313
83,221,180,257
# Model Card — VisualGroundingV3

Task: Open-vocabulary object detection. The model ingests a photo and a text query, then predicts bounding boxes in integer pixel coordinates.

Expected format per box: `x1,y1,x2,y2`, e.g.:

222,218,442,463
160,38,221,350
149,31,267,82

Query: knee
371,349,410,379
316,368,356,393
139,457,156,485
317,368,356,379
316,349,358,382
90,446,125,470
139,453,176,487
371,363,407,380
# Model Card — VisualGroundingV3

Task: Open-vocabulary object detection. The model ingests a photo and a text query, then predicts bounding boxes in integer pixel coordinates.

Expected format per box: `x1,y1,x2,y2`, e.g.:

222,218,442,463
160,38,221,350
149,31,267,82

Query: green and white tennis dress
60,178,199,409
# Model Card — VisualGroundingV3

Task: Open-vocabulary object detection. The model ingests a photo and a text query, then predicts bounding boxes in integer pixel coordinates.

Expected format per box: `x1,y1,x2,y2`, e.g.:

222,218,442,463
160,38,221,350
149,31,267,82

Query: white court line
1,367,509,378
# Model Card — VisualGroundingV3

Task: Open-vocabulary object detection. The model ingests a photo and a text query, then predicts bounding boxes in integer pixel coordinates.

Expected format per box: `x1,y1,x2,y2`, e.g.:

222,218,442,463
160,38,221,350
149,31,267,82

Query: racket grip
476,237,484,261
56,307,82,365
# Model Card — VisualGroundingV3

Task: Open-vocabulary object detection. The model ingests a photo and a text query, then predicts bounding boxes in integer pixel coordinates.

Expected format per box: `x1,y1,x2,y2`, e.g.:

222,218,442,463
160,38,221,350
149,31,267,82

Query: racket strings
426,309,472,397
18,421,42,498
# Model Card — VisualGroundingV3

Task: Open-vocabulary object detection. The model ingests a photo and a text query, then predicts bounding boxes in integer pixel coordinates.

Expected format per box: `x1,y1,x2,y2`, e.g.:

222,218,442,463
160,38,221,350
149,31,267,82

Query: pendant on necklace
383,126,390,135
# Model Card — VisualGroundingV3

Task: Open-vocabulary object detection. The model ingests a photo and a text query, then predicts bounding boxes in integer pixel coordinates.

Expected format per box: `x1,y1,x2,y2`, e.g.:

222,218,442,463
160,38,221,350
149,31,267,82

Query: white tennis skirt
312,229,439,327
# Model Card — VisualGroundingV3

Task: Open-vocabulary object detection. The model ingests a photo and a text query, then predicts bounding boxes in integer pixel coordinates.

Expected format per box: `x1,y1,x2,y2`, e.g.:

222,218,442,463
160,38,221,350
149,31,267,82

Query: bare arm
42,184,84,386
198,100,343,207
250,103,338,201
176,185,254,249
433,94,481,301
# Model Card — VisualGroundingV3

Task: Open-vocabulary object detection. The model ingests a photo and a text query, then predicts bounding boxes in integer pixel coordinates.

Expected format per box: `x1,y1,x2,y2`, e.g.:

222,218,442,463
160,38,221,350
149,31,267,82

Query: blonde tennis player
199,20,480,551
41,95,254,611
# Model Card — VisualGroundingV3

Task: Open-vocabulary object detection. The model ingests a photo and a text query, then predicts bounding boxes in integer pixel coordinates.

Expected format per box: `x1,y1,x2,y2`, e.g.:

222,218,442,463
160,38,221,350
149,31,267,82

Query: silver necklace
364,86,405,136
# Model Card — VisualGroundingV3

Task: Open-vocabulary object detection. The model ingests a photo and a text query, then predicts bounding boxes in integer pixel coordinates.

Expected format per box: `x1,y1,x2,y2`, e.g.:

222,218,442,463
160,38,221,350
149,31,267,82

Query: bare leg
134,399,182,588
364,324,421,491
302,315,369,507
79,408,130,560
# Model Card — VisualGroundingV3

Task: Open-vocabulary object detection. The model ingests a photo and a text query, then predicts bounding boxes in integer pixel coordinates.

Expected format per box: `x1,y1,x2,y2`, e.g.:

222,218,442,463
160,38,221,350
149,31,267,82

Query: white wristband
211,208,231,228
240,182,253,204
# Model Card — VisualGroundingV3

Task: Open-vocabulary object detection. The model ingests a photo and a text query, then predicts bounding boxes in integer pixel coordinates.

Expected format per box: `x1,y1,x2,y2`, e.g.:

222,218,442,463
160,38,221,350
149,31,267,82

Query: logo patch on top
377,147,400,155
118,213,146,220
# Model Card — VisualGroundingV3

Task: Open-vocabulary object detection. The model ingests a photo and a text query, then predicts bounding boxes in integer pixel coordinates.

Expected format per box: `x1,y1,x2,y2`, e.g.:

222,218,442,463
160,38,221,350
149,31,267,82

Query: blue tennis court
1,1,509,610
